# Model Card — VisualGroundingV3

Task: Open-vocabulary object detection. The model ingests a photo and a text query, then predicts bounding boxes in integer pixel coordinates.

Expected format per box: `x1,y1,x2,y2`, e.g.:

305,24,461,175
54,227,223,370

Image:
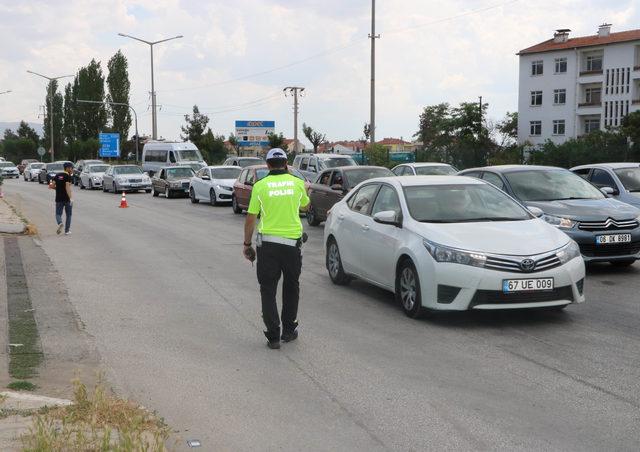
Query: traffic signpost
37,146,46,157
99,133,120,159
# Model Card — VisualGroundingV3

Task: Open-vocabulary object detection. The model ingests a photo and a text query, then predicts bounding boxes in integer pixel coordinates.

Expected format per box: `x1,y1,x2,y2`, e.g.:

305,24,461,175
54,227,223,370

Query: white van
142,141,207,176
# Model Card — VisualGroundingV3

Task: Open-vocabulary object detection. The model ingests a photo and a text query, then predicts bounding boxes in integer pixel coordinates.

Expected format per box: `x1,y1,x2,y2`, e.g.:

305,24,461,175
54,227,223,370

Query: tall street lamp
118,33,183,140
27,71,73,161
77,99,140,163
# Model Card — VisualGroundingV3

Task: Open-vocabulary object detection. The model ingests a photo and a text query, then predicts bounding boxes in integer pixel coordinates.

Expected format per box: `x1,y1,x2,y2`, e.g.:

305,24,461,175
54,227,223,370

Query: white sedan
189,165,242,205
79,163,110,190
24,162,45,181
324,176,585,317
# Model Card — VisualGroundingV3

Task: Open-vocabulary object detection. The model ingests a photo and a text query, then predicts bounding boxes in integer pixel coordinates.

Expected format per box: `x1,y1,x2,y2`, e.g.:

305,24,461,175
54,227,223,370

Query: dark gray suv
459,165,640,266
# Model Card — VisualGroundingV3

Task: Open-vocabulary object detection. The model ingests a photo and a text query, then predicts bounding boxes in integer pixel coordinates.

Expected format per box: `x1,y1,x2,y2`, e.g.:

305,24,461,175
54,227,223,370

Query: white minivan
142,141,207,176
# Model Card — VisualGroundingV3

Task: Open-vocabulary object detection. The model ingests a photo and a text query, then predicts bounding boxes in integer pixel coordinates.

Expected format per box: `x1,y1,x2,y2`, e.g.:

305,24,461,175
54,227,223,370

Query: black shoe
267,340,281,350
281,330,298,343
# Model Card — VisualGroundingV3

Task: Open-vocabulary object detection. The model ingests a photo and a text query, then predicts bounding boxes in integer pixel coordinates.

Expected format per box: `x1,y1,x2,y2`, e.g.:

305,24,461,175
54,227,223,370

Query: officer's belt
260,234,300,247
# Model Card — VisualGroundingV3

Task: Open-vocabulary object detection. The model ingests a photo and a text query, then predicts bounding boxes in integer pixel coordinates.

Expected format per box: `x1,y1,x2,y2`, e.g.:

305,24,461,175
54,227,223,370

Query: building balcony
579,70,603,76
578,101,602,108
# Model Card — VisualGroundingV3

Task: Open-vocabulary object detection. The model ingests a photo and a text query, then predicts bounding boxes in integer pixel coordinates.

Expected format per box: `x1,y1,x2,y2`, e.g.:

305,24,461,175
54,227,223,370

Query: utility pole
284,87,305,153
369,0,380,146
26,71,73,161
118,33,183,140
478,96,483,136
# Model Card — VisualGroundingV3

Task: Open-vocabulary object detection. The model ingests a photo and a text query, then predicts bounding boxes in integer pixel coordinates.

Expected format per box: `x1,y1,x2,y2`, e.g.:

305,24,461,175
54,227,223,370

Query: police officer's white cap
266,148,287,160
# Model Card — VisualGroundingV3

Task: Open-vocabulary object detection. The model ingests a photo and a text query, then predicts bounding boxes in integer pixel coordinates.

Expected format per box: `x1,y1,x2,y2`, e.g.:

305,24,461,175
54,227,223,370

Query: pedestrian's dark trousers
256,241,302,341
55,202,72,233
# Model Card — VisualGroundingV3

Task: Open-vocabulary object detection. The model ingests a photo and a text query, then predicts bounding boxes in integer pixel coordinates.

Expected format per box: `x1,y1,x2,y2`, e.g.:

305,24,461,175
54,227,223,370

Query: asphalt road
5,177,640,451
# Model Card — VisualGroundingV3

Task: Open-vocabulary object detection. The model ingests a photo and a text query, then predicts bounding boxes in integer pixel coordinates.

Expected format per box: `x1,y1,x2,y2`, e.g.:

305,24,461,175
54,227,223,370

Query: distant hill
0,122,44,138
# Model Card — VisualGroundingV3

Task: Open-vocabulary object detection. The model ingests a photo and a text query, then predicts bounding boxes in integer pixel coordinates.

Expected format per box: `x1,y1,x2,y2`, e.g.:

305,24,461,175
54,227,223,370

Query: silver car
79,164,110,190
152,166,196,198
571,163,640,209
0,162,20,178
102,165,152,193
23,162,45,181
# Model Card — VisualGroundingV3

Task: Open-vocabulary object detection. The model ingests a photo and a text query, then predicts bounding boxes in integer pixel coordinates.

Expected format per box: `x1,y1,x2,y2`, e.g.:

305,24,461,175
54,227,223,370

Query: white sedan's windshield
321,157,356,169
114,166,142,175
167,167,195,179
404,184,531,223
415,165,456,176
212,168,241,179
614,167,640,192
88,165,109,173
0,162,15,167
505,169,604,201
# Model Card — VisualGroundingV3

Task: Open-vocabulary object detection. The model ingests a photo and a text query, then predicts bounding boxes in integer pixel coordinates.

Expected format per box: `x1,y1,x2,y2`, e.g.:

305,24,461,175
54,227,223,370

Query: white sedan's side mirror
373,210,402,227
527,206,544,218
600,186,615,196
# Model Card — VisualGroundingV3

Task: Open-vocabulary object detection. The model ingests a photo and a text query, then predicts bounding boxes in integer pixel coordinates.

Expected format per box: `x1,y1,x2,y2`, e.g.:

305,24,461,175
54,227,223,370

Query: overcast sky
0,0,638,146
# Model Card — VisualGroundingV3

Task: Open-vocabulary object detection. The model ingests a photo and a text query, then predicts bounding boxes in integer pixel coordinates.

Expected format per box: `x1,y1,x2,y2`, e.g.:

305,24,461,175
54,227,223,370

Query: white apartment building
517,24,640,146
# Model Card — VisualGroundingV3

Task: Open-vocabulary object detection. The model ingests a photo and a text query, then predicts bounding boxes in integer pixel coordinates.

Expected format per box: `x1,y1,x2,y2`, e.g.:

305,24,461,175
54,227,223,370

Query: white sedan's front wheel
326,239,351,285
397,260,424,319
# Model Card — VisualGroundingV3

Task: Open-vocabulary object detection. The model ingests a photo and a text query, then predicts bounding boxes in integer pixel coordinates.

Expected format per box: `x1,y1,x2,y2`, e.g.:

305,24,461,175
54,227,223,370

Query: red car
232,164,306,214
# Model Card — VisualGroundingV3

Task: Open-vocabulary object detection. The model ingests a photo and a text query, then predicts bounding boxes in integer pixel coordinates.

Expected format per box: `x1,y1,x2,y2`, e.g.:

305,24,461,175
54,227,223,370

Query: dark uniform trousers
256,241,302,341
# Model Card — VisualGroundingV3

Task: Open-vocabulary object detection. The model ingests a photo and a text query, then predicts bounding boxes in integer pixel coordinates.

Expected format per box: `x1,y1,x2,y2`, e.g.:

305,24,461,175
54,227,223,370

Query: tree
42,79,64,156
0,138,38,162
267,132,286,149
3,129,18,140
63,82,76,144
227,133,239,154
181,105,209,147
16,121,40,146
200,129,226,163
496,112,518,145
362,123,371,142
621,110,640,151
75,59,107,140
365,143,389,167
106,50,132,140
302,123,326,153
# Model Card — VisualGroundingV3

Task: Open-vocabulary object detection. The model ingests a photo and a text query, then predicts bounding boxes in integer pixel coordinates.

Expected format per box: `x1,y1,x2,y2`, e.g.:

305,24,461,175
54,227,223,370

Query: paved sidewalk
0,198,25,234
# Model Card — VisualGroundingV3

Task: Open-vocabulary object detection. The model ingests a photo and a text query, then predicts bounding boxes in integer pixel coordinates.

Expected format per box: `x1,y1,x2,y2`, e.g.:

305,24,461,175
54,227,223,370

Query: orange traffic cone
119,192,129,208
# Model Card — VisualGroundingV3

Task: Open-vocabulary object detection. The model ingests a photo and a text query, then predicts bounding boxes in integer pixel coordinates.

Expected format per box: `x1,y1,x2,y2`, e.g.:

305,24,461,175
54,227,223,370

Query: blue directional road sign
99,133,120,158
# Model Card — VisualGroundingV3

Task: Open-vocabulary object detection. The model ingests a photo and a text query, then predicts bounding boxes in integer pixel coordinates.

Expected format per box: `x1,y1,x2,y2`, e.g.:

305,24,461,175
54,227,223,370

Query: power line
382,0,520,35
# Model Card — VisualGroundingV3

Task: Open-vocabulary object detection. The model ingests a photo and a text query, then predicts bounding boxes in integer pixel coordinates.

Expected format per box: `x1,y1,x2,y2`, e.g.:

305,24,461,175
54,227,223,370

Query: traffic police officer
243,148,310,349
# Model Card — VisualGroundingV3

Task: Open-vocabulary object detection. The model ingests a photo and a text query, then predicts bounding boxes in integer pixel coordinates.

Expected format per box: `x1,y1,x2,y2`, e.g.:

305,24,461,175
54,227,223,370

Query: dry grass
24,224,38,235
21,379,170,451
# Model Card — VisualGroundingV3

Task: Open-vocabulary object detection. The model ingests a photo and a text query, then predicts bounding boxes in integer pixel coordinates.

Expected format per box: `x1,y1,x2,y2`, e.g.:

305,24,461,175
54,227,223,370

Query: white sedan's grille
484,251,562,273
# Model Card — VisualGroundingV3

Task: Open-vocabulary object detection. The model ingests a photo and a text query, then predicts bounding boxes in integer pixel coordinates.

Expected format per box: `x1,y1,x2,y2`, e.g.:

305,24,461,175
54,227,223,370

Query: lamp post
26,71,73,161
77,99,139,163
117,33,183,140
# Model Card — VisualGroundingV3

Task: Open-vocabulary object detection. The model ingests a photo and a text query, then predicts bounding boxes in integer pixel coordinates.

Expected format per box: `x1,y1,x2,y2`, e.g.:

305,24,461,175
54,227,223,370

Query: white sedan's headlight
423,239,487,267
556,241,581,264
542,214,576,229
216,184,232,191
92,175,101,181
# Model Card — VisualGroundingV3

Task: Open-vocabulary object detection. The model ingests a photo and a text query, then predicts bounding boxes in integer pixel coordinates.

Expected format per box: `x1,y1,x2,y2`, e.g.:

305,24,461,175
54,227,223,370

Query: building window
530,91,543,106
555,58,567,73
553,120,566,135
531,60,543,76
586,55,603,72
553,89,566,105
530,121,542,136
585,87,602,104
584,119,600,134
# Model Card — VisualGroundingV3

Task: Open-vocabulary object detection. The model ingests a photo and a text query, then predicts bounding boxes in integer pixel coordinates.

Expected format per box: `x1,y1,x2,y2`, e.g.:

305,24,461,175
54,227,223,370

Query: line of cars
14,149,640,319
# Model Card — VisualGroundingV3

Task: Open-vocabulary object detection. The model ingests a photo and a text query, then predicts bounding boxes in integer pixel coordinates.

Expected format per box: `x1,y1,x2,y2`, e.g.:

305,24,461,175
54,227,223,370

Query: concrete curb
0,391,72,410
0,224,25,234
